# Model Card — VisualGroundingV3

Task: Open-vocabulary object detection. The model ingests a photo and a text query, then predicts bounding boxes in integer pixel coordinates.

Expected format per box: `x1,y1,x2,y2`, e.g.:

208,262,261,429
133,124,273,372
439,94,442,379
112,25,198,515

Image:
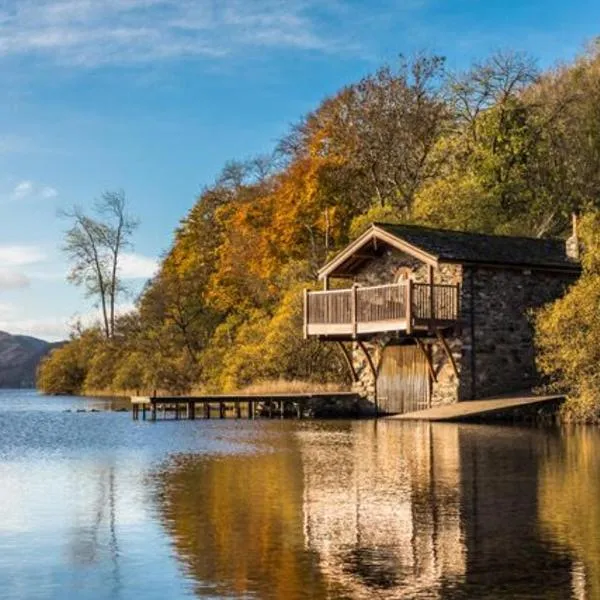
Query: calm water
1,390,599,599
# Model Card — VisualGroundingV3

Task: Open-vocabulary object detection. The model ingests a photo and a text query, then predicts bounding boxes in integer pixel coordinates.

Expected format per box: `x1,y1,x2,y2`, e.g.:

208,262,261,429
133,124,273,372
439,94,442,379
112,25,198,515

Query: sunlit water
1,389,599,599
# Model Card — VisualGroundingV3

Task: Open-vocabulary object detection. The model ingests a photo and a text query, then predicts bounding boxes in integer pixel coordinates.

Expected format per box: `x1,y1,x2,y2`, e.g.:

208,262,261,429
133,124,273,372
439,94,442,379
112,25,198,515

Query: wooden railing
304,281,459,337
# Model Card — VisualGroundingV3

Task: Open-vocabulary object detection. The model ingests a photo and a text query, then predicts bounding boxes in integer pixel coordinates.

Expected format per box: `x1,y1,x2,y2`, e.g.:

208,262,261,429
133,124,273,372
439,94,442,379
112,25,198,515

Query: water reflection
300,421,465,598
539,427,600,599
154,431,330,599
154,421,600,599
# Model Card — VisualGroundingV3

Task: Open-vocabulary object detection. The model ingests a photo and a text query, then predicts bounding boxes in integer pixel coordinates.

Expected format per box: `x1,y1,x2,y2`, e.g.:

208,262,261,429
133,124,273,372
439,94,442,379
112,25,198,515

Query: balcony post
406,279,413,335
430,282,435,332
351,284,358,338
303,288,308,339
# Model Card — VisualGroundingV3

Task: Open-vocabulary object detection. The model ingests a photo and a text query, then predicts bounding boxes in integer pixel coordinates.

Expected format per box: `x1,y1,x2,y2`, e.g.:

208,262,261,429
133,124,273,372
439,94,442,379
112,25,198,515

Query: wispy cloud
0,303,138,341
0,0,356,67
10,180,58,201
0,245,46,267
119,252,158,279
0,271,30,291
0,245,47,291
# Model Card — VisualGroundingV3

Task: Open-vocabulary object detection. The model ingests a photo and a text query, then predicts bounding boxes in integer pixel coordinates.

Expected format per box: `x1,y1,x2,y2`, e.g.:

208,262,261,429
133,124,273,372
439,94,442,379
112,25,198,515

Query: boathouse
303,223,581,415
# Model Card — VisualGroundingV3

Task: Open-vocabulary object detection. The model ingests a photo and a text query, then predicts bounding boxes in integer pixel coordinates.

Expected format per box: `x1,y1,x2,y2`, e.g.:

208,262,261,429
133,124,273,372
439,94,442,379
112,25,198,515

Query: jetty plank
387,394,565,422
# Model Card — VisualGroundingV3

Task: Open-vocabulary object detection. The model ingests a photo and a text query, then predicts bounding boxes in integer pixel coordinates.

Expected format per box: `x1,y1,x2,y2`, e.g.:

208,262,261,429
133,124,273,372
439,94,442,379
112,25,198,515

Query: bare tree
62,191,138,338
447,50,539,133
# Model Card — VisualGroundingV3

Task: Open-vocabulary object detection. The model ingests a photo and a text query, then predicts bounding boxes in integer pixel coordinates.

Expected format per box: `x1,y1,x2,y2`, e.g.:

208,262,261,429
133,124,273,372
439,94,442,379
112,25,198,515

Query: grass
226,379,347,396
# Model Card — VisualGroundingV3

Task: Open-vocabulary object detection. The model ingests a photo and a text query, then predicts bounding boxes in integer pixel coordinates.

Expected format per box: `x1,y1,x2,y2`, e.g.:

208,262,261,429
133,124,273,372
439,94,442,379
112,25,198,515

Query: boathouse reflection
154,421,590,599
299,421,465,598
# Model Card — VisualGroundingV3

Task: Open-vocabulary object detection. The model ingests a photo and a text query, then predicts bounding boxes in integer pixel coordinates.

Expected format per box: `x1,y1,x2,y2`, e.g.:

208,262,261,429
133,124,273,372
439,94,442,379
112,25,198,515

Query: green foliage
535,211,600,421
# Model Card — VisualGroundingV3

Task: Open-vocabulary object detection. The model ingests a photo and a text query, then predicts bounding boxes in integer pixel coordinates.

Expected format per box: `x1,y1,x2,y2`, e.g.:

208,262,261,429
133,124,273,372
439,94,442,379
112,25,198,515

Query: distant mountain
0,331,64,388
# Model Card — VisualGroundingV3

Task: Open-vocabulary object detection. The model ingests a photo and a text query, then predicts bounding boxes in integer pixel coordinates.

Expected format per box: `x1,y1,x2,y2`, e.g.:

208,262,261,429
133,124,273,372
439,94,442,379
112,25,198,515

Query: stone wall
459,266,578,400
354,248,428,285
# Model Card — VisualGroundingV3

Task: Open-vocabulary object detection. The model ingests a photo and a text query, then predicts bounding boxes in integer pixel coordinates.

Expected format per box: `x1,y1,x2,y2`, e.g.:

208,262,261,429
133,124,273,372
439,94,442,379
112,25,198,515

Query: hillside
0,331,62,389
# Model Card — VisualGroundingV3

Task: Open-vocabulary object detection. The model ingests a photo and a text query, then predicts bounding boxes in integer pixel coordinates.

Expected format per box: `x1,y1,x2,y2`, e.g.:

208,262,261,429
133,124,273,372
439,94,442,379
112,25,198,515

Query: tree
62,191,138,338
535,211,600,421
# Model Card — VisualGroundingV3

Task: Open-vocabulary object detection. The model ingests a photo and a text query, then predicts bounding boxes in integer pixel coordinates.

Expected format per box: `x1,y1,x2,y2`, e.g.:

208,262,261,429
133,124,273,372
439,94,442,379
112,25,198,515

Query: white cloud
119,252,158,279
10,180,58,201
0,316,68,341
0,303,138,341
0,245,46,267
41,186,58,199
0,0,351,67
12,180,34,199
0,271,30,291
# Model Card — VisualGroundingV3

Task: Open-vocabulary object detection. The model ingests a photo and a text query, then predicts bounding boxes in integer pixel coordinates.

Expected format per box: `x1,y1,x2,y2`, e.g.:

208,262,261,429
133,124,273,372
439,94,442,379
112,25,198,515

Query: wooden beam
317,226,438,281
436,330,459,379
357,340,378,414
415,338,437,383
336,341,358,383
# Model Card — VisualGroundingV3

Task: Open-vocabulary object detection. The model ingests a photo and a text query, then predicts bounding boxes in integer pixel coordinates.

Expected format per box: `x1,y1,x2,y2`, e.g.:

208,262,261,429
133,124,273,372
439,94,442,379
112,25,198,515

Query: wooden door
377,345,430,415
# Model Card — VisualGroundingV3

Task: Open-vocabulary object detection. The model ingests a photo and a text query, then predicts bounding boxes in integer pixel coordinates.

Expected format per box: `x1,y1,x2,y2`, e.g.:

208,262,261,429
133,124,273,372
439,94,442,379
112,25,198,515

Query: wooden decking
387,394,565,422
131,392,360,420
304,281,459,339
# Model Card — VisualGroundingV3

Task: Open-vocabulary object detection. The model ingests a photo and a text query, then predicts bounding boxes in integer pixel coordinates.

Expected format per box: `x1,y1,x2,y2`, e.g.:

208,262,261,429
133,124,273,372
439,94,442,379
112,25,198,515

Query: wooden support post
428,265,435,331
357,340,378,416
351,284,358,338
406,279,413,335
323,276,329,291
142,403,147,420
236,403,242,419
415,338,437,383
268,400,273,418
280,400,284,419
205,403,210,419
251,400,255,420
303,288,309,339
247,400,253,419
436,330,459,379
151,403,156,421
175,403,180,420
219,402,225,419
189,402,196,420
336,341,358,383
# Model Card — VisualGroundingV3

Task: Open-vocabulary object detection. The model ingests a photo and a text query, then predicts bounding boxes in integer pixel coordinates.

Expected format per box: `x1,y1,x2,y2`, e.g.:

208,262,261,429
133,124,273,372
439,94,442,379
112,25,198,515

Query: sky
0,0,598,341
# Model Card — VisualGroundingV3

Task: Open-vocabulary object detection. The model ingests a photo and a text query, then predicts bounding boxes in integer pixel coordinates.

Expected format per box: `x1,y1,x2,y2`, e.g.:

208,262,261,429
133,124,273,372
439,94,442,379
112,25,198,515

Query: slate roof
374,223,579,270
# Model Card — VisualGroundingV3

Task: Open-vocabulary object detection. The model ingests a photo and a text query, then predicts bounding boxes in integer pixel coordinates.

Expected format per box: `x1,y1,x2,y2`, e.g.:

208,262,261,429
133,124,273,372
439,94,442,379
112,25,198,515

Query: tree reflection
152,428,330,599
539,427,600,599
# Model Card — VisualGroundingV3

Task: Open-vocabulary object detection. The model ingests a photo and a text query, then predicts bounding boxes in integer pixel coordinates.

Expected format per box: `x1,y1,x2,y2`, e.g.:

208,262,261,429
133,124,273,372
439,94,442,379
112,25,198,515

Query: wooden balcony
303,281,460,338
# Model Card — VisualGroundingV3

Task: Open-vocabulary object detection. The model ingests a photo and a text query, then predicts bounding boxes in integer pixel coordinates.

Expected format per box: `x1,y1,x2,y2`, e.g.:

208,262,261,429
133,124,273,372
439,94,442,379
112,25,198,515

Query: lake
0,389,599,599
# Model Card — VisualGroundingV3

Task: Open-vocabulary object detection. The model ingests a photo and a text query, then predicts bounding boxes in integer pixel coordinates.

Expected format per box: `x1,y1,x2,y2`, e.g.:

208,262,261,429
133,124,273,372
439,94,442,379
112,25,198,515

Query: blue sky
0,0,598,341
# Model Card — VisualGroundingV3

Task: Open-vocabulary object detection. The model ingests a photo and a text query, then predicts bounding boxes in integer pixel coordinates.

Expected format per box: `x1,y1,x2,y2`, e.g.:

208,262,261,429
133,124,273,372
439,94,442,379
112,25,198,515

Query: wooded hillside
37,44,600,414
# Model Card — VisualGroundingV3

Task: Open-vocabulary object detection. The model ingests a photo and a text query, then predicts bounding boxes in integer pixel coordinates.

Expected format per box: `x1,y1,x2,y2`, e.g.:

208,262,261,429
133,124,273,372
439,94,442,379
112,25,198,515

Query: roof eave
318,224,439,280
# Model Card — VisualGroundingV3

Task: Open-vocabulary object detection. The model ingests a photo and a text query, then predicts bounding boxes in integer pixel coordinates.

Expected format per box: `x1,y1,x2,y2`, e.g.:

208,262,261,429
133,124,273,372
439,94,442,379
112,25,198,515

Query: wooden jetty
131,392,360,421
386,394,565,422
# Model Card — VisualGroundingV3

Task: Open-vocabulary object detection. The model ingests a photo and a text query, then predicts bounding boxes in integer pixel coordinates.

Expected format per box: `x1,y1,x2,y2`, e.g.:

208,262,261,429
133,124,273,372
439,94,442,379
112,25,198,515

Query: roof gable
319,223,580,279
